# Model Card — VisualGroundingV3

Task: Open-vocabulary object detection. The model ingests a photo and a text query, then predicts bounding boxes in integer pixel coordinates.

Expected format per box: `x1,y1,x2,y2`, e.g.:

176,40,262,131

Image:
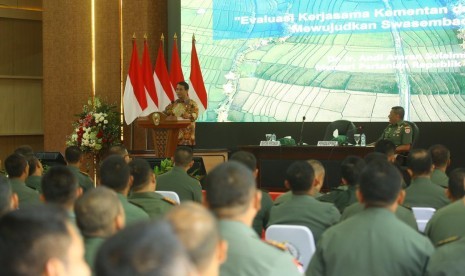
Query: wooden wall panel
0,135,44,170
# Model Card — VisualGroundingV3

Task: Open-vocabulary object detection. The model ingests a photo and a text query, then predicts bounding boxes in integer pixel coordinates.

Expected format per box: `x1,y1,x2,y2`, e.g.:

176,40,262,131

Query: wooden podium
137,113,191,157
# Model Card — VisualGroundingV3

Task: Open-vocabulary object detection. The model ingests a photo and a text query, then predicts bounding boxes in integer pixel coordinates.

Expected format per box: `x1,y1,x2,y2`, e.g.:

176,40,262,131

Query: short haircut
75,186,122,237
359,160,402,206
230,151,257,171
4,153,28,178
107,144,128,157
166,202,219,272
174,146,193,167
391,106,405,119
285,161,315,193
95,220,192,276
28,156,40,176
0,176,12,217
177,81,189,90
205,161,256,218
0,205,72,276
364,152,388,164
429,144,450,168
129,158,152,191
308,159,325,177
14,145,34,157
407,149,432,175
41,166,79,206
65,145,83,164
448,168,465,200
341,156,366,186
375,139,396,156
100,155,130,192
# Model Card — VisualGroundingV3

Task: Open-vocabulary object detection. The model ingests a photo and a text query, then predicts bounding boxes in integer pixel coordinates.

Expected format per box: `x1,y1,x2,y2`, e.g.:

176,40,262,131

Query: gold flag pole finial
161,33,165,41
174,33,178,40
132,33,136,39
192,33,196,42
144,33,148,40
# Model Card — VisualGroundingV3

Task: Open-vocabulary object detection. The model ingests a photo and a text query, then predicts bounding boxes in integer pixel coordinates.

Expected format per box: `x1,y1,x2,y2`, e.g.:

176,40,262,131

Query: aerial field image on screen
180,0,465,122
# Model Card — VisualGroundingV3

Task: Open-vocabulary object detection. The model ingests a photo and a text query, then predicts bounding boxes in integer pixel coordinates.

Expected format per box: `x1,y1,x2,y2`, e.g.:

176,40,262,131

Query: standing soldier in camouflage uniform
375,106,413,152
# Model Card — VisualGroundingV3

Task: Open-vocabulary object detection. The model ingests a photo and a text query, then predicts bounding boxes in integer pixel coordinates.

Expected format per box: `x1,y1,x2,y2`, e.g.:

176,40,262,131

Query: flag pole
130,33,136,151
144,33,149,150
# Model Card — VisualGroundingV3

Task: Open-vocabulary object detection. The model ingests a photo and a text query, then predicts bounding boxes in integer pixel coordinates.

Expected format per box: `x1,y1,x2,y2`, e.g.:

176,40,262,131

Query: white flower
71,134,78,141
104,120,108,124
83,133,89,139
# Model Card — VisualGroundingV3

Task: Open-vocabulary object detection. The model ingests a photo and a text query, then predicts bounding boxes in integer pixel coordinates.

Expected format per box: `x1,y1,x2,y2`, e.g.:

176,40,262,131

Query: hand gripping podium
137,112,191,157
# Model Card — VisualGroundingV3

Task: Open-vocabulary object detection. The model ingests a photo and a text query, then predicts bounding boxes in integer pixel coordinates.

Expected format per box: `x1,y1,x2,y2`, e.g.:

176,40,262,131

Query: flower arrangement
67,97,121,154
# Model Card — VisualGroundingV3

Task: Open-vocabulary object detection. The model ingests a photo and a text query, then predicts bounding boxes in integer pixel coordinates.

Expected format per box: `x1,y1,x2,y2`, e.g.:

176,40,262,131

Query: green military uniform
274,190,322,205
425,237,465,276
268,194,340,244
379,120,413,146
425,199,465,246
404,177,450,210
219,220,301,276
156,166,202,203
128,192,176,219
430,169,448,188
83,236,105,269
25,175,42,192
318,185,357,213
252,190,273,236
9,178,41,207
307,208,434,275
117,193,149,225
68,165,94,192
341,202,418,230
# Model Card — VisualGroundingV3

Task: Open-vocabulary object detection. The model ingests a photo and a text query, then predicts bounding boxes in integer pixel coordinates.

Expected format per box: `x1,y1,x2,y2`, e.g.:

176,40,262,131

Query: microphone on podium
298,116,306,146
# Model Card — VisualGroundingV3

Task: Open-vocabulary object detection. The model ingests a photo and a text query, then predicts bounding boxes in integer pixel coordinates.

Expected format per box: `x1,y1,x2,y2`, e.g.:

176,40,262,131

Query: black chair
323,120,357,144
404,121,419,149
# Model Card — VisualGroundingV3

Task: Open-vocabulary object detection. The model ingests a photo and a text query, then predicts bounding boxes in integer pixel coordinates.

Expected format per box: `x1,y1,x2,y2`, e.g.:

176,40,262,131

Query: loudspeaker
34,152,67,167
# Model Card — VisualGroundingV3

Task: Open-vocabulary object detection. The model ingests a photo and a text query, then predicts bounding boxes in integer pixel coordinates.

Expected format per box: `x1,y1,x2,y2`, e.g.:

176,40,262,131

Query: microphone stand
298,116,306,146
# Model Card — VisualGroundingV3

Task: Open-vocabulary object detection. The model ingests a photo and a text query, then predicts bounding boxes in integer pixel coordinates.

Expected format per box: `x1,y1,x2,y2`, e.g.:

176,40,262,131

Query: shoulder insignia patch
162,197,178,205
437,236,460,247
264,239,287,251
404,128,411,134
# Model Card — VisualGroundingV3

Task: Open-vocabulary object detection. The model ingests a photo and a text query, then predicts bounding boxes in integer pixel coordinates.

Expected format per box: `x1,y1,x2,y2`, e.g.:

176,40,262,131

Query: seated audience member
230,150,273,236
274,159,326,204
404,149,450,209
100,155,149,225
0,205,90,276
268,161,340,244
0,175,18,217
94,220,194,276
14,145,34,157
205,161,301,276
106,144,131,163
307,160,434,275
425,236,465,276
25,156,44,192
128,158,176,219
319,156,366,213
166,202,228,276
65,146,95,191
429,144,450,188
425,168,465,246
375,139,411,186
41,166,82,223
4,153,40,207
75,186,125,269
156,146,202,203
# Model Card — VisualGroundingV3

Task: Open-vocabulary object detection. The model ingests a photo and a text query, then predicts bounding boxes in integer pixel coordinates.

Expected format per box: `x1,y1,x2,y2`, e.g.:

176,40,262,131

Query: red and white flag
140,40,159,116
154,39,175,110
123,39,147,125
189,35,208,114
169,34,185,90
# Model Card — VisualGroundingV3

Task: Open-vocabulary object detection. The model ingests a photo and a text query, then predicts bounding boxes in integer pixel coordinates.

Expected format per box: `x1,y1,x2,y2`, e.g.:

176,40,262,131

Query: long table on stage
239,145,374,192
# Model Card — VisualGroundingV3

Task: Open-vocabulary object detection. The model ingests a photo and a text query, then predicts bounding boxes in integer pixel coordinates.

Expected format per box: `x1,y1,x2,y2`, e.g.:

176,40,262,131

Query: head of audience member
129,158,156,193
75,186,125,238
100,155,132,196
107,145,131,163
0,205,90,276
364,152,388,164
0,175,18,217
166,202,227,276
429,144,450,171
230,151,258,178
41,166,82,211
357,160,403,211
340,156,366,187
388,106,405,124
205,161,260,225
95,220,194,276
307,159,325,195
14,145,34,158
176,81,190,101
4,153,29,181
28,156,44,177
407,149,433,178
446,168,465,202
65,146,84,166
284,161,315,196
174,146,194,170
375,139,397,163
